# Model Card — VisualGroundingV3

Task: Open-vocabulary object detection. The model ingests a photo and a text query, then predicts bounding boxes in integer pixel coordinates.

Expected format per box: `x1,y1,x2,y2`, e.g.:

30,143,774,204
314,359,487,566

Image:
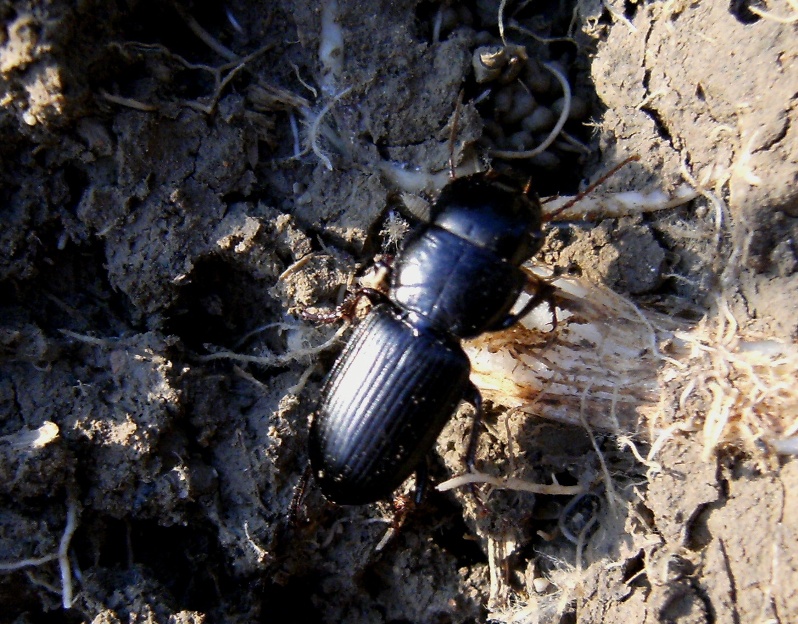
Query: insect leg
493,279,557,331
302,287,388,324
464,382,484,475
462,383,492,507
289,463,313,525
414,457,429,505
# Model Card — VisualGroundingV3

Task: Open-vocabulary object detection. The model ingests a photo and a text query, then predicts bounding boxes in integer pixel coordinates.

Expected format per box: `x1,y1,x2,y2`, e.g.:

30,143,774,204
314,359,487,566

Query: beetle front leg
303,258,393,324
492,278,557,332
302,287,388,324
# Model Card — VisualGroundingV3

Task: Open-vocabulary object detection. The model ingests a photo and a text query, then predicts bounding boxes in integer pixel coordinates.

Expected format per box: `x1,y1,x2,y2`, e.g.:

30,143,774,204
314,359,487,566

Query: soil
1,1,797,623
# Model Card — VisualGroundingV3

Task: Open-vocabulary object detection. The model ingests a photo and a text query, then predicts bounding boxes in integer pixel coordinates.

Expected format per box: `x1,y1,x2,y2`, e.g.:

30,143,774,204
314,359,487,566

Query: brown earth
1,1,796,623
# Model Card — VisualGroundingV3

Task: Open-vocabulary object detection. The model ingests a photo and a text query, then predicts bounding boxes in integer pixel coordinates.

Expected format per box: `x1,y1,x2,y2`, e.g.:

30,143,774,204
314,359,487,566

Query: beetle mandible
309,171,551,505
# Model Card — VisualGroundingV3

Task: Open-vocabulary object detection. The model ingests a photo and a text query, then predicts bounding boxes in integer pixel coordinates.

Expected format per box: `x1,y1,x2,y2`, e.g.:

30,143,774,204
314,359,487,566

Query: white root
377,159,481,196
543,183,699,221
319,0,345,95
437,471,585,496
0,496,79,610
57,498,78,608
197,323,348,367
308,86,353,171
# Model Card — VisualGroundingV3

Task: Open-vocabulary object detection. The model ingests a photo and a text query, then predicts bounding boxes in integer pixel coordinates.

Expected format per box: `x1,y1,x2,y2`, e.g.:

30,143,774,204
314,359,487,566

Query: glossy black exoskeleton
309,172,547,505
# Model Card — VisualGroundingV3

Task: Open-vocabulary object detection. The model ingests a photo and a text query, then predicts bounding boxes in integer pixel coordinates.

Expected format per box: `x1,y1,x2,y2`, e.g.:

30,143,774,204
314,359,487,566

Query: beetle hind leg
414,457,429,505
288,463,313,526
463,383,489,506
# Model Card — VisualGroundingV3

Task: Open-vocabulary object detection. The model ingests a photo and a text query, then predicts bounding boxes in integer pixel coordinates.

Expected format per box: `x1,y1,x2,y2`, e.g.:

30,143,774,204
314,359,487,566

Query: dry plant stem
59,329,115,346
508,20,579,46
102,41,275,114
617,435,662,474
99,91,157,112
749,0,798,23
197,324,348,367
437,472,584,496
679,152,726,250
232,321,308,349
286,364,316,395
542,184,698,221
603,0,637,31
489,62,571,159
173,2,238,61
0,553,58,571
544,155,641,220
498,0,510,43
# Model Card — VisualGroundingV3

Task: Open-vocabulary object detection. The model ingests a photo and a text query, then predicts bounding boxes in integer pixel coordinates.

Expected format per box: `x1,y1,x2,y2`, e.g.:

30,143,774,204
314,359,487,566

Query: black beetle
309,171,549,505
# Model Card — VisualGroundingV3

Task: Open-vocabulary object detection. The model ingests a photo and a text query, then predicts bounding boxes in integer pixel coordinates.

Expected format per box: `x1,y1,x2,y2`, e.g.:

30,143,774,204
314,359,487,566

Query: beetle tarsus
414,459,429,505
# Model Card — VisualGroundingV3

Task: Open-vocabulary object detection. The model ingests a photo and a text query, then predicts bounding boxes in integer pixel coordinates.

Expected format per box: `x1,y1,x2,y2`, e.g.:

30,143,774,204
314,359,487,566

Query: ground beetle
309,171,550,505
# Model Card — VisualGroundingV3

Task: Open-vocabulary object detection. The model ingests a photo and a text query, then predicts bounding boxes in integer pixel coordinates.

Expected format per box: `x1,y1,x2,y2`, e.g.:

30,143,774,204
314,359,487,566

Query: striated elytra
309,172,545,505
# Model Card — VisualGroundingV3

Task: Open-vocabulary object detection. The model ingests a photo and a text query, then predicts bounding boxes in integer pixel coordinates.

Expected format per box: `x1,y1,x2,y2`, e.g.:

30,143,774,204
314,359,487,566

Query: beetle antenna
544,155,641,221
448,90,465,180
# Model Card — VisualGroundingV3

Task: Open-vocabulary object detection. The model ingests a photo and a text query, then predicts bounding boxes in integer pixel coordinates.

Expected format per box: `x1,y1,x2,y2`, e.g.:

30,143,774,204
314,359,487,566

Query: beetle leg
375,494,413,552
464,382,483,474
414,457,429,505
463,382,490,507
288,463,313,526
492,279,557,331
302,287,388,324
